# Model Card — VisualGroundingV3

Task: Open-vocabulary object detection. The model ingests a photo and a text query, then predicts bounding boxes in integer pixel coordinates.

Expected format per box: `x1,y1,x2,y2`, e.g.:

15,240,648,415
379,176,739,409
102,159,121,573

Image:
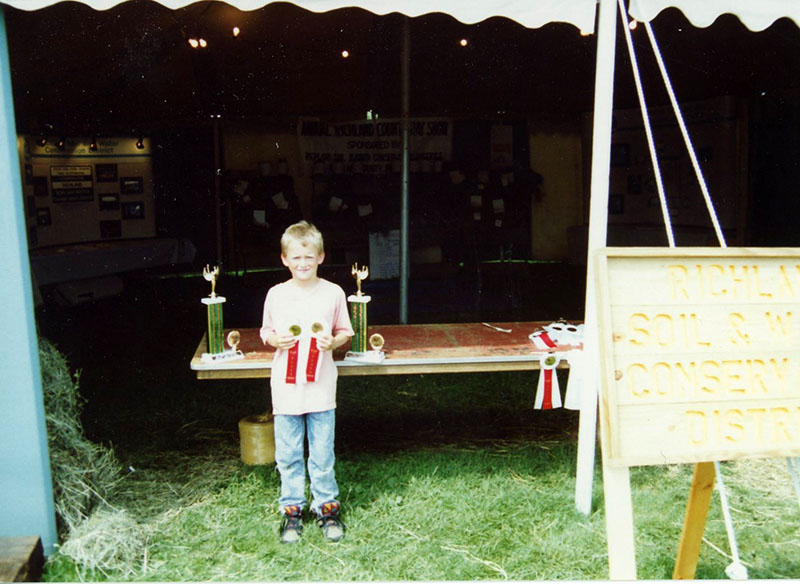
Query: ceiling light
629,20,638,30
459,38,468,47
232,26,240,37
188,38,199,48
341,49,349,58
199,38,207,48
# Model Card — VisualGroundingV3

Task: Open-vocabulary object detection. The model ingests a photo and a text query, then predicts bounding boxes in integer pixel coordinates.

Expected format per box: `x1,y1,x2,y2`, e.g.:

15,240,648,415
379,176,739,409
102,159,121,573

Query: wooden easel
673,462,717,579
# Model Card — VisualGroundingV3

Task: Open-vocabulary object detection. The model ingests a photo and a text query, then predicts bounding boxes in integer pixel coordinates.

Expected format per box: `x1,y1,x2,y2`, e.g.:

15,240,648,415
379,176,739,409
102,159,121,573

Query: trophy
345,263,385,363
200,265,244,363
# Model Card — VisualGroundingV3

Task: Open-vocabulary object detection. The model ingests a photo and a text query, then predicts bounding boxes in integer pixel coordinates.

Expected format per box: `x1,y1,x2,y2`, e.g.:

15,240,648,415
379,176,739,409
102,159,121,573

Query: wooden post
673,462,716,579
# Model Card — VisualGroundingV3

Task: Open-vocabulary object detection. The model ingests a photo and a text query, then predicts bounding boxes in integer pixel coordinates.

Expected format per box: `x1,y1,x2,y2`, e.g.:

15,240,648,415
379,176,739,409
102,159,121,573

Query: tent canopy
5,0,800,31
4,0,799,136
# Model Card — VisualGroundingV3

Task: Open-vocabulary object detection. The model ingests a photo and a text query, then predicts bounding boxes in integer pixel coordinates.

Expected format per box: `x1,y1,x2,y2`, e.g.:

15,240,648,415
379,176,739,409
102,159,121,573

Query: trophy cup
345,263,385,363
200,265,244,363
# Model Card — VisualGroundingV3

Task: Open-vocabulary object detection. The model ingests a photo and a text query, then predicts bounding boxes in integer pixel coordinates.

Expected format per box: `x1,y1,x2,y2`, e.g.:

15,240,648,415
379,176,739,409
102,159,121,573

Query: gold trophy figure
352,263,369,297
203,264,220,298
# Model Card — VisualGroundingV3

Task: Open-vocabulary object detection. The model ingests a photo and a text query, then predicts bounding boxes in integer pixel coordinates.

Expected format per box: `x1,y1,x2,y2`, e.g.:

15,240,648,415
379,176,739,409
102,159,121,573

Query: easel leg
602,462,637,580
673,461,716,579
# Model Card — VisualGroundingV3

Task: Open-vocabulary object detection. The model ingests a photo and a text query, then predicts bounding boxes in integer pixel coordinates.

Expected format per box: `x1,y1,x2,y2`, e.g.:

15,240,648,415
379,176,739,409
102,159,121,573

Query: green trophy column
348,294,371,354
202,296,226,354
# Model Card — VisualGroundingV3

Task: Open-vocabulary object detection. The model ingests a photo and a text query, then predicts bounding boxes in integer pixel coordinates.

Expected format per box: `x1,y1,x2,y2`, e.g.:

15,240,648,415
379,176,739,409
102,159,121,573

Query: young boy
260,221,354,544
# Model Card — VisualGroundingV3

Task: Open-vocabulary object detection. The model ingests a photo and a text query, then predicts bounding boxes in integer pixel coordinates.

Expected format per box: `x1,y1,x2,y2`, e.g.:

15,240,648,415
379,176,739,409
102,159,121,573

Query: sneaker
317,501,345,542
279,505,303,544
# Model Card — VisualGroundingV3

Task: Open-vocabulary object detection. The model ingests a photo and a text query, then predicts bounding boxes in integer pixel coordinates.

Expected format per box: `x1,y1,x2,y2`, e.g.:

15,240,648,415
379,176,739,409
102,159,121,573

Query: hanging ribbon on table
535,353,562,410
563,349,584,411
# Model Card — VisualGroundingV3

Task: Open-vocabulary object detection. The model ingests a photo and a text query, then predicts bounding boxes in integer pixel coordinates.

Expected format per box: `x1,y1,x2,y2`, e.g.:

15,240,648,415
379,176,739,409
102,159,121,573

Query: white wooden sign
596,247,800,467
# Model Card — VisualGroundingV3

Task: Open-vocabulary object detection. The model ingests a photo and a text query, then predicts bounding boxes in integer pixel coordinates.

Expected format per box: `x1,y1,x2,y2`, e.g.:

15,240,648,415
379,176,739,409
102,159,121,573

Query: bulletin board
19,135,155,248
583,96,743,237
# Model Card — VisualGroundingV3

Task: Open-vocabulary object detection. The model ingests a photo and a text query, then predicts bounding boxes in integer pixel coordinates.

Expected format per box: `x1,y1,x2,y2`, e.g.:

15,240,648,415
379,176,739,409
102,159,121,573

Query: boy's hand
271,333,298,351
316,333,335,352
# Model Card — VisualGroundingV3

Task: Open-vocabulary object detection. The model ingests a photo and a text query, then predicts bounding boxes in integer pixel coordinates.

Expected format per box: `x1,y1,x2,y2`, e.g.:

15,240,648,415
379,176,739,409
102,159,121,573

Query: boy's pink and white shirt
260,278,354,415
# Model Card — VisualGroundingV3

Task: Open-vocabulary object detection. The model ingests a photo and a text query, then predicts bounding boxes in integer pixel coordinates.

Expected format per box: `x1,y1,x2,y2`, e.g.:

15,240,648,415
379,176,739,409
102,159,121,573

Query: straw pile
39,337,124,537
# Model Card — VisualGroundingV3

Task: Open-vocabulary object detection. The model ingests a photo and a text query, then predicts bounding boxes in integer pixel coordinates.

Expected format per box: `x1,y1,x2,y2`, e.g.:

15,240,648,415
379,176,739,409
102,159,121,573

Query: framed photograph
96,163,118,182
122,201,145,219
36,207,51,226
120,176,144,194
99,193,120,211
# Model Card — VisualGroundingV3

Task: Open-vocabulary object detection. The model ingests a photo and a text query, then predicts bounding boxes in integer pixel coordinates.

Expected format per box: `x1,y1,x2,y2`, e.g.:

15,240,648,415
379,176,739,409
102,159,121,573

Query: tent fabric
4,0,799,33
1,0,599,32
629,0,800,31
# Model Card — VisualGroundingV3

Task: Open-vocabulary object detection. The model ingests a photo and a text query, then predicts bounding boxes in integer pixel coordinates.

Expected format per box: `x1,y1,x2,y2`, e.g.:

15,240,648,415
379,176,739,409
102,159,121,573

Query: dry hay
56,508,149,579
39,337,122,534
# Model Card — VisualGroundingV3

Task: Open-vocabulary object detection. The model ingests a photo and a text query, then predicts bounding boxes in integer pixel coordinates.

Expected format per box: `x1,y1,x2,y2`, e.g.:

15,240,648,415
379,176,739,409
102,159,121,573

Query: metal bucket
238,414,275,465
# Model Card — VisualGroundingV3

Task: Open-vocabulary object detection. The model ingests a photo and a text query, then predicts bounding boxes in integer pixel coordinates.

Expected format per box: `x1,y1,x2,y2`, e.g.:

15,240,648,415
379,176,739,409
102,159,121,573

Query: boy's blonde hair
281,221,324,256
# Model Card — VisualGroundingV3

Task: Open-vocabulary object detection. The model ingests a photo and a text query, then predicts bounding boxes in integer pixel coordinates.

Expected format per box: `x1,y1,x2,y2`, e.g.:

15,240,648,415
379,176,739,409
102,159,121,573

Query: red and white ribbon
563,349,584,410
285,340,300,384
530,330,558,350
535,353,562,410
306,336,321,382
285,323,326,385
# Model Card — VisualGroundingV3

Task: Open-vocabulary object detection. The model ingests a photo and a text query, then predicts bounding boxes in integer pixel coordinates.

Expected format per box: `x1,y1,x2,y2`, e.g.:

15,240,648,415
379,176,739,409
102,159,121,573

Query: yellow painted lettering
708,264,727,297
722,359,746,394
629,313,650,347
723,409,745,443
627,363,649,397
686,410,708,445
727,313,750,345
752,265,773,298
667,265,690,301
769,408,793,443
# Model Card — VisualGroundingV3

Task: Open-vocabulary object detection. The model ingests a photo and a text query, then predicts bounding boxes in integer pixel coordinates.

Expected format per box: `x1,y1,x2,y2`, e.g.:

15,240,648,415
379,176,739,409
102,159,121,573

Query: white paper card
328,196,343,211
253,210,267,226
272,192,289,210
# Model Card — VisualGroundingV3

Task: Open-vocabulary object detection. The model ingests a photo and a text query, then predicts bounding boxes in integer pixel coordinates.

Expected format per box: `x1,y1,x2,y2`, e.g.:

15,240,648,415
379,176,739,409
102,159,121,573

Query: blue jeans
273,409,339,516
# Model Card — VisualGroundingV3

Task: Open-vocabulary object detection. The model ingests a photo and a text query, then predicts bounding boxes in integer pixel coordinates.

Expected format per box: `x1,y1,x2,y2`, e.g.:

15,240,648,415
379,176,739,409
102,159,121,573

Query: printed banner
298,117,452,176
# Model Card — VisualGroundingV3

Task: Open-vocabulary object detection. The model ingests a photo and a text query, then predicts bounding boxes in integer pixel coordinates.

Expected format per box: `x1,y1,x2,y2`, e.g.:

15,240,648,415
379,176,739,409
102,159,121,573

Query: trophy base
202,349,245,363
344,350,385,364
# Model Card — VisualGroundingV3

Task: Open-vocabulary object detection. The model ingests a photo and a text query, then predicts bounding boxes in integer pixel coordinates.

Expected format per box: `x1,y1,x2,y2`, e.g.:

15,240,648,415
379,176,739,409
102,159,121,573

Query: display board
596,247,800,467
583,96,743,238
18,135,155,248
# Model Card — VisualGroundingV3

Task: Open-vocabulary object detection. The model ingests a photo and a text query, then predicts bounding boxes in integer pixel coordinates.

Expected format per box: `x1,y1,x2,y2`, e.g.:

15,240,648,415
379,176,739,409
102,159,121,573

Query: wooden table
191,321,579,379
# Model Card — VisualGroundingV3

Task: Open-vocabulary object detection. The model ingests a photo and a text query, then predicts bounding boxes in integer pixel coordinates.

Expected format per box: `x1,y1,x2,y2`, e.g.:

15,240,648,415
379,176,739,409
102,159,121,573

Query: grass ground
35,265,800,580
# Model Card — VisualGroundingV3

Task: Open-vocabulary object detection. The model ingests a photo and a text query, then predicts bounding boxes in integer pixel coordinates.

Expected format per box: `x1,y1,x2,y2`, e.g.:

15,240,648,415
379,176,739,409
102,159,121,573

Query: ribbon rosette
534,353,562,410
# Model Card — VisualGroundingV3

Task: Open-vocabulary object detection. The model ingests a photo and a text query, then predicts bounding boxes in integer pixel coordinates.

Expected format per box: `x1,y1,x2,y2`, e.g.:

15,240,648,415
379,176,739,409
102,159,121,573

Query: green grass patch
39,354,800,581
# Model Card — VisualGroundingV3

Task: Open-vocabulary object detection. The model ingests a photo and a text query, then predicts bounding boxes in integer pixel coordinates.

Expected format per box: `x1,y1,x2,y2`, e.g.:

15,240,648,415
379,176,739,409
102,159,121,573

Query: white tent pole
574,0,617,515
